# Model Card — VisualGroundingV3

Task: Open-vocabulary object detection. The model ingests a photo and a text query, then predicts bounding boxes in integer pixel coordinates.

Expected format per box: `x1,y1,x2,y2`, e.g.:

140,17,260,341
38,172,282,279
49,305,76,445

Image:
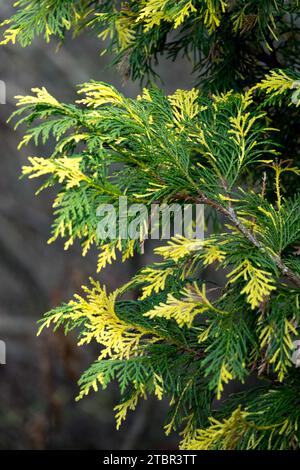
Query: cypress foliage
2,1,300,449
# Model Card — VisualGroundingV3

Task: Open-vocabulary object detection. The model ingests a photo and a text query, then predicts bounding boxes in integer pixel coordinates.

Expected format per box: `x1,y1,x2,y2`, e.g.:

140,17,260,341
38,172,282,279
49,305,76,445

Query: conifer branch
196,192,300,289
3,0,300,450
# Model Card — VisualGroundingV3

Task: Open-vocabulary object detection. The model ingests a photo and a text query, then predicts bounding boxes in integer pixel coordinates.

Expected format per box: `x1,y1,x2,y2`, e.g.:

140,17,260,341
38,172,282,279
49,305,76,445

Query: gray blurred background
0,1,195,450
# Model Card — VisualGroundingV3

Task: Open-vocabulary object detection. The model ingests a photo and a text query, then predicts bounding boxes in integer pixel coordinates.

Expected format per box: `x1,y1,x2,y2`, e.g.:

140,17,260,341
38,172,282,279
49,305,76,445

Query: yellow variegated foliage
163,379,194,436
77,82,124,108
179,413,198,444
201,243,226,266
97,239,136,272
180,406,294,450
180,407,251,450
261,161,300,210
97,240,121,272
137,0,227,34
22,156,87,189
254,69,295,97
0,2,81,45
0,23,21,45
15,87,62,108
227,260,276,309
115,10,136,49
114,385,147,430
137,0,169,31
71,283,154,357
153,373,164,400
4,0,300,451
121,239,136,262
172,1,197,28
136,266,174,300
202,0,227,32
39,279,161,360
47,190,97,251
145,293,199,327
229,105,263,165
216,363,234,400
97,9,137,51
76,370,106,401
155,236,226,269
259,317,298,382
168,88,200,130
137,88,153,102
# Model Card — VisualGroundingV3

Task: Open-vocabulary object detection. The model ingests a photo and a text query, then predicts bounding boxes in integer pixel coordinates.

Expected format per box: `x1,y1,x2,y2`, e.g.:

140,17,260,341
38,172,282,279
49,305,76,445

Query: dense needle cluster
2,1,300,449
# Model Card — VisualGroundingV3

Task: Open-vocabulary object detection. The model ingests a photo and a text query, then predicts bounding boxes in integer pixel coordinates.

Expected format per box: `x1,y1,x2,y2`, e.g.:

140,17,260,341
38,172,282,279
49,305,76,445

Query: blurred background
0,1,196,450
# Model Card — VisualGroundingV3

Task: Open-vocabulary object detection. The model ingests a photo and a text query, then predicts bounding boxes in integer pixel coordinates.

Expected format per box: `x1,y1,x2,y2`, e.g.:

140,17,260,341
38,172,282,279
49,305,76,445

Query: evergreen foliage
2,1,300,449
